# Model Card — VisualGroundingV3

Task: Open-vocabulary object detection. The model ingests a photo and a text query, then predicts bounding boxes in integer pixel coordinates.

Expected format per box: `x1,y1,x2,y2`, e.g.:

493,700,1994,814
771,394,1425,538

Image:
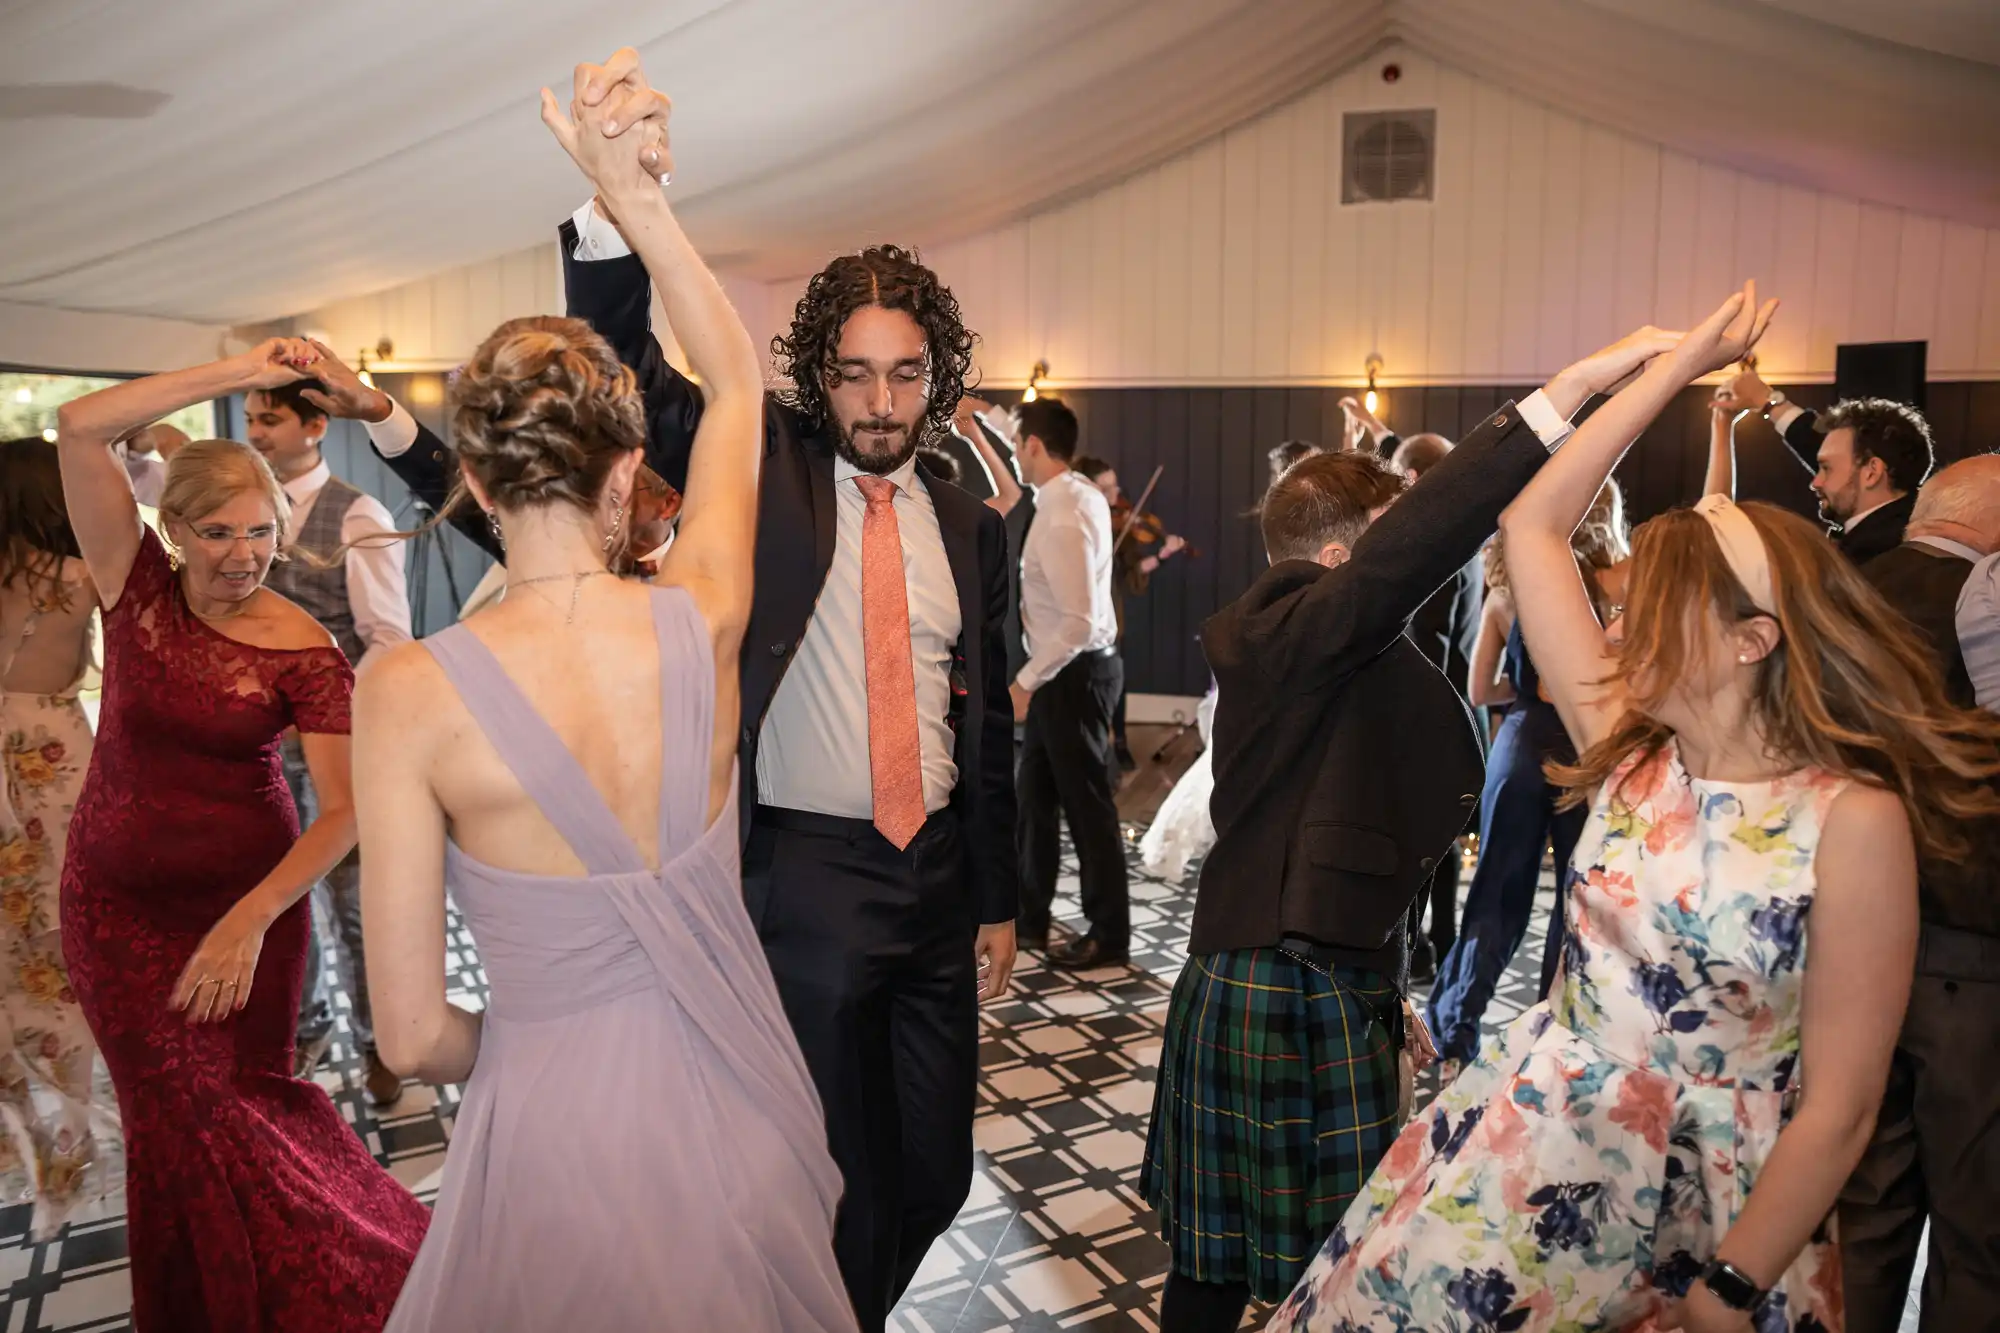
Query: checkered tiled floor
0,834,1921,1331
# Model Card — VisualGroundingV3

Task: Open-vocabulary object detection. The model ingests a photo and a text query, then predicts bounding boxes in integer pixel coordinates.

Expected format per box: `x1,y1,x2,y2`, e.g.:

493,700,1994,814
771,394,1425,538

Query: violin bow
1114,464,1166,553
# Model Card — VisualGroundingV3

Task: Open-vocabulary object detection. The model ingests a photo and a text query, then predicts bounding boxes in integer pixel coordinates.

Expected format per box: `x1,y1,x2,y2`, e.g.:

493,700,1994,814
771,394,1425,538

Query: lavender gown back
384,587,856,1332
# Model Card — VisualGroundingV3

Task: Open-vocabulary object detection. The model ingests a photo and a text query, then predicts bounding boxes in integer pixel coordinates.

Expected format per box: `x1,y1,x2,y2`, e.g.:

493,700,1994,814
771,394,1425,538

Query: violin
1110,466,1201,562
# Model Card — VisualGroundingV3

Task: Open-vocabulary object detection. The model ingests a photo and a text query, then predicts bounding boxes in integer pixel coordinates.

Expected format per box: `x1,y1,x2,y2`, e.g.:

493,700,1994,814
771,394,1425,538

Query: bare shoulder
255,590,341,653
1823,781,1909,839
353,638,448,720
1815,781,1915,896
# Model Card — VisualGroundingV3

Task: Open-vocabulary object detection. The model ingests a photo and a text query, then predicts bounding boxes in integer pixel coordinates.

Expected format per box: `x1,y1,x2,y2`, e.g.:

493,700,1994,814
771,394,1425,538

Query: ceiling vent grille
1342,110,1435,204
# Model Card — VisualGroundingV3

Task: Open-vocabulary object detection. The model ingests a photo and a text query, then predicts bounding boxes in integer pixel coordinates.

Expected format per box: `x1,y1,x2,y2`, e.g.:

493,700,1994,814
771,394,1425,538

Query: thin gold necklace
507,569,612,625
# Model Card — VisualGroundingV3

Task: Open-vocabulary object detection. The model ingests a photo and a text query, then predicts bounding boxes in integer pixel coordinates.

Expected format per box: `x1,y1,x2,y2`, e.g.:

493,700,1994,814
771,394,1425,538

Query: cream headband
1693,494,1777,615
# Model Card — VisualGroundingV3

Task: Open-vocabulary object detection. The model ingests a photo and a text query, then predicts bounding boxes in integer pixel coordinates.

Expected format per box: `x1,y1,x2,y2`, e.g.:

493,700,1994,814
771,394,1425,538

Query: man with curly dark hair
420,48,1011,1333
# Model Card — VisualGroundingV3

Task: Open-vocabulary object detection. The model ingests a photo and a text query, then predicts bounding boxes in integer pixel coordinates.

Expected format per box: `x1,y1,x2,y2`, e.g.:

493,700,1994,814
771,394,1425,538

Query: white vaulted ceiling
2,0,1998,327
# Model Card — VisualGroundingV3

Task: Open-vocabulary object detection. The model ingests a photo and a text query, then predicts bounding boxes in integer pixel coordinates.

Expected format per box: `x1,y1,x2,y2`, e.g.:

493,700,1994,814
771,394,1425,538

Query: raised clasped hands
1711,368,1774,417
294,338,393,423
542,47,672,203
234,336,319,391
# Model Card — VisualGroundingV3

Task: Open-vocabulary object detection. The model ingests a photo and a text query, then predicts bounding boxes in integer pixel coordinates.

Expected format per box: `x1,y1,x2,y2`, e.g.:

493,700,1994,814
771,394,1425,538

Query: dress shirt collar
1842,495,1897,532
283,459,332,506
835,451,921,494
1909,534,1984,564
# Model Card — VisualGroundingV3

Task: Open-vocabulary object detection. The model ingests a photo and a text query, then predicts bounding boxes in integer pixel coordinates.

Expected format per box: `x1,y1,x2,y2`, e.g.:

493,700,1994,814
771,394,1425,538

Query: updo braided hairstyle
449,316,645,512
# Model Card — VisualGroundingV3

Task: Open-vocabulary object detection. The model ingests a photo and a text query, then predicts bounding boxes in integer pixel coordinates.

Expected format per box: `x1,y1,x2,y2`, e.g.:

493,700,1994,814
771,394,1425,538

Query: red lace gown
59,528,428,1331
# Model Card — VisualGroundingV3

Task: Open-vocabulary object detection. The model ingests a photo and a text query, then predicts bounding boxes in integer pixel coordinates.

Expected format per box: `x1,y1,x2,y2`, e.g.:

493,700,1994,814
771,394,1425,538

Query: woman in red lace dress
54,341,428,1331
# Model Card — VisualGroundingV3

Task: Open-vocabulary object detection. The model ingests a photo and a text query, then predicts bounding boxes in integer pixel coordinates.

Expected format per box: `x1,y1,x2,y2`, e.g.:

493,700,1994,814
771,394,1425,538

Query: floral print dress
1271,742,1848,1332
0,590,113,1239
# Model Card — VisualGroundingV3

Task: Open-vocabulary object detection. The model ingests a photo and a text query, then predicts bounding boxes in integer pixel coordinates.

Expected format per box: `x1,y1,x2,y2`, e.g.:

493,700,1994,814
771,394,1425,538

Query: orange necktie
855,476,927,850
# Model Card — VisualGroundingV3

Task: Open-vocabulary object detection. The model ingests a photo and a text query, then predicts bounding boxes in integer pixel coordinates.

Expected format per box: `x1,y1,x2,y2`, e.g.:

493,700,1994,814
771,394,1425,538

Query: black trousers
744,806,979,1333
1838,923,2000,1333
1017,650,1128,947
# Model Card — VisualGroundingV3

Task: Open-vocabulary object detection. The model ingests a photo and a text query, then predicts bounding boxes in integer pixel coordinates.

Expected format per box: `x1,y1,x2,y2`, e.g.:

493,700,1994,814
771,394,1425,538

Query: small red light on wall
1381,63,1402,83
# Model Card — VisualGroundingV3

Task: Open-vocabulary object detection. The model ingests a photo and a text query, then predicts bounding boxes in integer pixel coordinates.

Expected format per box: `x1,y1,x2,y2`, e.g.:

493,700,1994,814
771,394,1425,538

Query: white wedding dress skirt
1139,688,1217,885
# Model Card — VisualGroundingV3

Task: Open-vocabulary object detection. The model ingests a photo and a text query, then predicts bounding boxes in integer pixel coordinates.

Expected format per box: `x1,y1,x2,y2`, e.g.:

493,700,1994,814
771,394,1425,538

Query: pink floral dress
1272,742,1848,1332
0,580,113,1239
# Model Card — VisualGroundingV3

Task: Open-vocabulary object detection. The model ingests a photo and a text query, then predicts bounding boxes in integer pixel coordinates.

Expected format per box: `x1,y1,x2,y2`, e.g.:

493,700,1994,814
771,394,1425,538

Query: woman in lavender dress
349,87,854,1332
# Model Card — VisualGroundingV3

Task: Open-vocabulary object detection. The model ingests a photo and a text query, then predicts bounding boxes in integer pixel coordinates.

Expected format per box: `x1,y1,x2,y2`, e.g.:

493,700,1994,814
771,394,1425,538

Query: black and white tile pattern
0,837,1919,1331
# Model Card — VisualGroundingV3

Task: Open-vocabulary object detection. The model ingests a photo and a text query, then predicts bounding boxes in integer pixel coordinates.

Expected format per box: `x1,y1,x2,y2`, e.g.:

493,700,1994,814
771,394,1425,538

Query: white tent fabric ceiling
2,0,1998,328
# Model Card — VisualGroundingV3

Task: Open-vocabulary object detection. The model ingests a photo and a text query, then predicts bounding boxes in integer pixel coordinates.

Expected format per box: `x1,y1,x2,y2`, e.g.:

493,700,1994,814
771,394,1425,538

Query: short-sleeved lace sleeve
111,524,177,623
279,649,355,735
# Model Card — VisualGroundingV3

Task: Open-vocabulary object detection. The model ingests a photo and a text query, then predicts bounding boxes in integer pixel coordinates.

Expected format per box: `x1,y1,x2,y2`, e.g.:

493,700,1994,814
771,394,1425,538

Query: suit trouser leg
322,849,372,1052
745,813,978,1333
1841,947,2000,1333
1016,702,1062,939
1030,656,1128,949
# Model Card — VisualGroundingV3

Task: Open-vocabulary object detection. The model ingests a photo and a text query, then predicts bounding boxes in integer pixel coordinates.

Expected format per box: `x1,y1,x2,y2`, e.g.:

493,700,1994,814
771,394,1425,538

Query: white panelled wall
296,46,2000,389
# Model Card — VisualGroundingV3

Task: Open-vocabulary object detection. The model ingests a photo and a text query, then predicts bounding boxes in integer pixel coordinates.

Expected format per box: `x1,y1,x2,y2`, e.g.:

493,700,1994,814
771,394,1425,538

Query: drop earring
487,510,506,554
602,495,626,555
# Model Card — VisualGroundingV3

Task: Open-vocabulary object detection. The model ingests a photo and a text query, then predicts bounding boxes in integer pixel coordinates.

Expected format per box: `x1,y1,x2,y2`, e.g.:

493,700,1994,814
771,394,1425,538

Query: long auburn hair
1,437,83,610
1550,500,2000,862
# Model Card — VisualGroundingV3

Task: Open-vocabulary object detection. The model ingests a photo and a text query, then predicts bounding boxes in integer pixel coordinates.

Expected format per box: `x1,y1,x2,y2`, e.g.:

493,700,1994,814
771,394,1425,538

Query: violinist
1075,456,1190,772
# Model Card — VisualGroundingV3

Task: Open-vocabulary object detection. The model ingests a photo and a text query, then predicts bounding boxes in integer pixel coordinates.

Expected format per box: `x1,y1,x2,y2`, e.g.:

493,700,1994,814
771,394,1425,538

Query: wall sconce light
355,337,395,389
1364,355,1384,417
12,387,30,404
1022,359,1049,404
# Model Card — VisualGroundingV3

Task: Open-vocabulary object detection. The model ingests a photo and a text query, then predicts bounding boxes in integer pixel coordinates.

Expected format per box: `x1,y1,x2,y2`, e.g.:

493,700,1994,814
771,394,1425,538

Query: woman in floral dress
0,436,114,1238
1274,284,2000,1333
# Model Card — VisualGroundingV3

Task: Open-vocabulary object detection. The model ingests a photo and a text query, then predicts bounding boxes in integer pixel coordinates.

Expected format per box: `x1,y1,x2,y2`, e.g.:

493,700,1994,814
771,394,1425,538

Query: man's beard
1817,481,1857,525
834,416,922,475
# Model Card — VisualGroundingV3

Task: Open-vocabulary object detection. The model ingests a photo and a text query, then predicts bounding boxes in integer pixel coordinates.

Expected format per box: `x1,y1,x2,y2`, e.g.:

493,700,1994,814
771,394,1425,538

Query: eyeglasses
187,524,280,548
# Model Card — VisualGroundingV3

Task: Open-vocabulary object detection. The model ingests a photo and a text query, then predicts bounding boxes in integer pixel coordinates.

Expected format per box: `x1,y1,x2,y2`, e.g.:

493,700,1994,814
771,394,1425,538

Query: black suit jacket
1860,541,1999,936
1776,407,1914,564
372,223,1019,926
1193,403,1550,983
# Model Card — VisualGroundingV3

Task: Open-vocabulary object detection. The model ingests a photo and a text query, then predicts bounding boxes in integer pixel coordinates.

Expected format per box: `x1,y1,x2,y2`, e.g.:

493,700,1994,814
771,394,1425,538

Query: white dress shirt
283,460,413,667
1957,549,2000,713
573,200,629,260
362,336,964,820
1016,467,1119,694
758,454,962,817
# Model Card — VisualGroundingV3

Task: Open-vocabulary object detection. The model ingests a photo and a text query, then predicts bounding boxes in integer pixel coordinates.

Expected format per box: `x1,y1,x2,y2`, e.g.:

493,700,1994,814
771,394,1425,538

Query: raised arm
1717,367,1819,475
296,346,501,559
1500,285,1776,754
1703,395,1738,498
956,397,1023,516
56,340,313,608
1249,331,1677,695
556,50,712,490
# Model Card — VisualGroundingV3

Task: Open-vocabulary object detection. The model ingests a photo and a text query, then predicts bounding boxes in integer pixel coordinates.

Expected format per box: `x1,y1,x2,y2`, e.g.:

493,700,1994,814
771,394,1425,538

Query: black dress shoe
1016,924,1051,952
1046,936,1129,970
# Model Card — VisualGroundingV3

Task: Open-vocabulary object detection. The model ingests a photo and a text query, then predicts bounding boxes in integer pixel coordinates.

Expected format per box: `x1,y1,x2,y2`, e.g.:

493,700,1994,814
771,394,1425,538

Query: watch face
1702,1261,1762,1310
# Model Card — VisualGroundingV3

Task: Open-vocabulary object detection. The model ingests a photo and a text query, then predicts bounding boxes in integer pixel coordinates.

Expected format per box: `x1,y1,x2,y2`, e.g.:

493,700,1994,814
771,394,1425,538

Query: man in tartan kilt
1141,339,1669,1332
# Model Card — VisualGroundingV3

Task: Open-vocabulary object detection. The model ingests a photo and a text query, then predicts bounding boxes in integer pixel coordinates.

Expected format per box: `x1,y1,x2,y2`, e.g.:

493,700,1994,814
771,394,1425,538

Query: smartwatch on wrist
1700,1258,1768,1312
1759,389,1787,419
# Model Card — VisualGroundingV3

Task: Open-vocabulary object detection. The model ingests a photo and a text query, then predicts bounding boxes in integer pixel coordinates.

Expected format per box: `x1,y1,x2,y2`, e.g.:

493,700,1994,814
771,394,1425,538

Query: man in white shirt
245,377,413,1107
1011,397,1129,970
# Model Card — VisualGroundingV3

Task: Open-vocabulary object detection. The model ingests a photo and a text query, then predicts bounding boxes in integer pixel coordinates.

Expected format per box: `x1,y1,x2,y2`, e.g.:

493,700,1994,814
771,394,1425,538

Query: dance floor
0,809,1921,1332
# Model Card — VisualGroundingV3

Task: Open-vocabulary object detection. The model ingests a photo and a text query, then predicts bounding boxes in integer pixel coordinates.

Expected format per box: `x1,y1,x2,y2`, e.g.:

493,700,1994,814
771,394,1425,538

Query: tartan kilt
1140,948,1401,1302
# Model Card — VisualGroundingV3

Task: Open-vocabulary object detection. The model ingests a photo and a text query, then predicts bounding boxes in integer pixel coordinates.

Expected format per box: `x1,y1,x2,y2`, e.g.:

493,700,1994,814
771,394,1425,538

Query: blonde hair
157,439,291,560
1551,501,2000,862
